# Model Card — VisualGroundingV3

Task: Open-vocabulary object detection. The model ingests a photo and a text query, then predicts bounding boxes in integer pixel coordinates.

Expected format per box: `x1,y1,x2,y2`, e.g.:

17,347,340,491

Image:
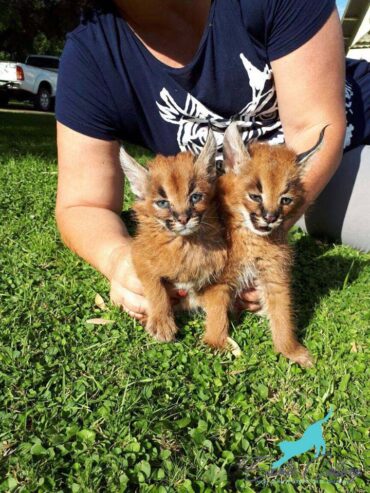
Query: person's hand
108,244,148,320
107,244,188,320
235,285,261,313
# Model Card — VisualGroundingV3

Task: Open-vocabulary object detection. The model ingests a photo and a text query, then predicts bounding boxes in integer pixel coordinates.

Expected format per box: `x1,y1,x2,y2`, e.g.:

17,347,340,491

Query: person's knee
297,145,370,252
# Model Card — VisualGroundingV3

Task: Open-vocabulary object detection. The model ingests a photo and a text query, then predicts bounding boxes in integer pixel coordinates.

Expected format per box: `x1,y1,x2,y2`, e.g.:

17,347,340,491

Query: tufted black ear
296,125,329,172
119,146,149,200
223,122,251,174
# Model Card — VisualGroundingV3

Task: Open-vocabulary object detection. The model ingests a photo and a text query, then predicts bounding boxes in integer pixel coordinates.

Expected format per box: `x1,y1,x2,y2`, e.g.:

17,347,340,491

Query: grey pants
297,145,370,252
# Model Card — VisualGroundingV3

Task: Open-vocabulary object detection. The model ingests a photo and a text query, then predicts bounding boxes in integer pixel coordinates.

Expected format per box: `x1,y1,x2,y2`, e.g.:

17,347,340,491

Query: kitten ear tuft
195,128,217,179
223,122,250,174
119,146,148,200
296,125,329,175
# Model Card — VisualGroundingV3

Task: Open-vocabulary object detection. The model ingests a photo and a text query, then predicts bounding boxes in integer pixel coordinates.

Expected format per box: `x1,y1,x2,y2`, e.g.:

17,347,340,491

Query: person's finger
110,284,148,315
122,304,144,320
239,287,260,304
123,288,148,314
235,297,261,313
244,302,261,313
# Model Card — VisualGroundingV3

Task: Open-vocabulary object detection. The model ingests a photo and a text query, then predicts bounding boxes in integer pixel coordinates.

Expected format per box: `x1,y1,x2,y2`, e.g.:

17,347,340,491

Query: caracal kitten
119,132,228,343
207,123,327,367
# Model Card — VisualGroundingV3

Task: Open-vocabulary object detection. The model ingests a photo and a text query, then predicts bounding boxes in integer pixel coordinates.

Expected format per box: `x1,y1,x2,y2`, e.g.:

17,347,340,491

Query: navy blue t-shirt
56,0,370,155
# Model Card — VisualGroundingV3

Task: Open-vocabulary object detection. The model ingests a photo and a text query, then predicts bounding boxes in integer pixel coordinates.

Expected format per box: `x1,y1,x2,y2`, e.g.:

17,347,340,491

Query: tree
0,0,83,60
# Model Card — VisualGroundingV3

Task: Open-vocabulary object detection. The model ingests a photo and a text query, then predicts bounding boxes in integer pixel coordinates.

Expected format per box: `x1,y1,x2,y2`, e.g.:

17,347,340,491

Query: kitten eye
280,197,293,205
190,193,203,204
249,193,262,203
155,200,170,209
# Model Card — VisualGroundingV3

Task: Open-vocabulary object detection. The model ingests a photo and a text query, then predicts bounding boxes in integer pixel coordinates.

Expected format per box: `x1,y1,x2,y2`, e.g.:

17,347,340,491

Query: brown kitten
206,123,327,367
119,132,228,343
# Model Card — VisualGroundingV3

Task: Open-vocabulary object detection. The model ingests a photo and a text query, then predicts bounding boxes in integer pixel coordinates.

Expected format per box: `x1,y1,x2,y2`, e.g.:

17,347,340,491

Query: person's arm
271,8,346,230
55,122,148,319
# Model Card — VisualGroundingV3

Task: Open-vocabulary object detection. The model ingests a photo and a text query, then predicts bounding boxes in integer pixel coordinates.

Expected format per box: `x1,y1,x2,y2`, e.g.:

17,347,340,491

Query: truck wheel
0,93,9,108
35,87,52,112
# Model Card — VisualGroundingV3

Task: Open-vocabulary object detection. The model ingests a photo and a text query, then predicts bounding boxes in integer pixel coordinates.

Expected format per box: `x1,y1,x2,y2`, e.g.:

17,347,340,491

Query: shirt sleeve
266,0,336,61
55,33,119,141
242,0,336,62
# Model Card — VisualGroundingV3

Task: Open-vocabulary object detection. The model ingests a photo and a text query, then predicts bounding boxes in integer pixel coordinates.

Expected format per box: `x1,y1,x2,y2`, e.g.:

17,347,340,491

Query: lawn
0,111,369,492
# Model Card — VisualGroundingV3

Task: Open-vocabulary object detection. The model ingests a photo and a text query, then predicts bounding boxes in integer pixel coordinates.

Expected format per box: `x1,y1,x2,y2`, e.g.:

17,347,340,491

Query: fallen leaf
350,341,358,353
86,318,114,325
95,293,108,311
226,337,242,357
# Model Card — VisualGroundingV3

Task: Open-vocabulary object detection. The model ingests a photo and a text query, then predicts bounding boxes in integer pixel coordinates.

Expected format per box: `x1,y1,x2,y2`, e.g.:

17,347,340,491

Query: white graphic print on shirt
157,53,355,155
156,54,284,157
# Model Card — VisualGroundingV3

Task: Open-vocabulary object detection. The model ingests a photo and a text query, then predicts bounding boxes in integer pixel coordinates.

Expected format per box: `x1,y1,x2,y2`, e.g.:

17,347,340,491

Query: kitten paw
146,317,178,343
203,333,228,349
285,346,314,368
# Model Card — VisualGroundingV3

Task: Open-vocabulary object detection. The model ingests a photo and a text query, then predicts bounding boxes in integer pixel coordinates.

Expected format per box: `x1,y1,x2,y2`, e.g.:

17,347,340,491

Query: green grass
0,111,369,492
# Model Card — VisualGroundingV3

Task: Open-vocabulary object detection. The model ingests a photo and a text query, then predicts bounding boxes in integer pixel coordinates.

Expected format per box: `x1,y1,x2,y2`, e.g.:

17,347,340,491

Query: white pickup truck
0,55,59,112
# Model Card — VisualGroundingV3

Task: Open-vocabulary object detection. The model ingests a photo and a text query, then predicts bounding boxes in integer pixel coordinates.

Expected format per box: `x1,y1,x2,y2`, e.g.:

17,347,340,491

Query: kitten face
236,146,303,236
146,154,215,236
119,130,218,237
222,122,327,236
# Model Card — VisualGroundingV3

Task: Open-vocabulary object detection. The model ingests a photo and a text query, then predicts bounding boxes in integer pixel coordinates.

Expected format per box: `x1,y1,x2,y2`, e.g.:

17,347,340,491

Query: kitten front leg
259,275,313,368
199,284,231,349
141,277,178,343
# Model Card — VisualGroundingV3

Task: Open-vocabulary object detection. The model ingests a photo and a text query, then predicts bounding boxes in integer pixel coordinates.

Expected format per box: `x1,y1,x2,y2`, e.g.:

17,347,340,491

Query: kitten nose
264,212,278,224
178,214,189,225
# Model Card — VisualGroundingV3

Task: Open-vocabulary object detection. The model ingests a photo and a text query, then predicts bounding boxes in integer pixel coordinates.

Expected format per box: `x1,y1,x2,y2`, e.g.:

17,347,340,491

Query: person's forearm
56,206,132,280
284,120,346,230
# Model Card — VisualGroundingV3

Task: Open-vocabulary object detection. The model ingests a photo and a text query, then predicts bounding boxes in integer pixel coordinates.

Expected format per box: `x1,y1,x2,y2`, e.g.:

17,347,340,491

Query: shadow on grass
0,110,57,160
0,110,154,163
292,234,370,330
